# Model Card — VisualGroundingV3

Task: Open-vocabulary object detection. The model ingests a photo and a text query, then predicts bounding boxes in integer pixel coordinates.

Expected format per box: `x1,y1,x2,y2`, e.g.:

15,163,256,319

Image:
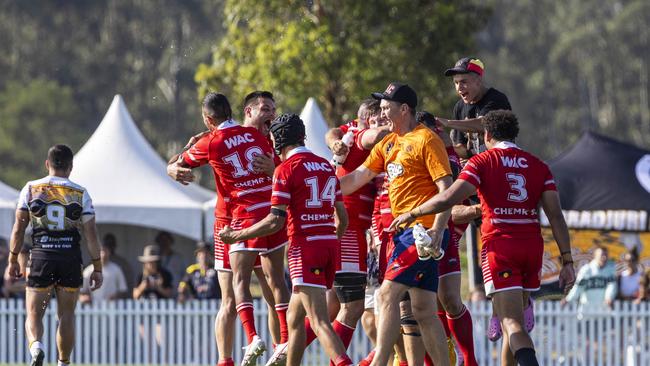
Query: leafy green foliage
0,79,82,187
196,0,490,124
0,0,223,188
479,0,650,158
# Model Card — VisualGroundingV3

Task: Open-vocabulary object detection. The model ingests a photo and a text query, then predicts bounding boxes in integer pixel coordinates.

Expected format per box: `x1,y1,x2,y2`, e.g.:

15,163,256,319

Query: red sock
275,303,289,344
358,349,376,366
329,321,355,366
437,310,451,338
398,361,409,366
236,302,257,344
217,358,234,366
448,305,478,366
304,317,317,346
424,352,434,366
333,354,353,366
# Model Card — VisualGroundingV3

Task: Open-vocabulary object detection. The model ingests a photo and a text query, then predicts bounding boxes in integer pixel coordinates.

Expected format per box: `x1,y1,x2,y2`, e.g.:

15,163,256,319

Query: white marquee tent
70,95,215,282
300,98,332,161
0,180,18,240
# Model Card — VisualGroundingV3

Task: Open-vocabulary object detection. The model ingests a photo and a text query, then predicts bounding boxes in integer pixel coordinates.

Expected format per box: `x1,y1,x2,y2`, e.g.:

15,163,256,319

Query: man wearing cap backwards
438,57,511,160
339,82,453,366
220,114,355,366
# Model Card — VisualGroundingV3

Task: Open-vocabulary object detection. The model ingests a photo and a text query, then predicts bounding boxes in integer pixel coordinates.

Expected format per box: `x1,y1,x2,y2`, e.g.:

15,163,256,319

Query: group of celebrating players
8,57,577,366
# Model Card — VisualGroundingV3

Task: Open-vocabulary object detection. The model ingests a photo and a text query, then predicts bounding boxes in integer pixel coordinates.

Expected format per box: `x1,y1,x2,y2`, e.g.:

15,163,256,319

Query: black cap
371,82,417,109
444,57,485,77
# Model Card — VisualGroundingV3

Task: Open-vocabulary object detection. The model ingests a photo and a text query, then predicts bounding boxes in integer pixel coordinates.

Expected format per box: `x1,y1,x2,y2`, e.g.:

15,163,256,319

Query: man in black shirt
437,57,511,159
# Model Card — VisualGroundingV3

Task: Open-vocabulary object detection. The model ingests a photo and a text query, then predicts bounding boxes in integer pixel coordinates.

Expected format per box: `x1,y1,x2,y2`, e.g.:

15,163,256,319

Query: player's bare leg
370,280,410,366
260,247,290,341
26,287,51,366
54,287,79,365
326,289,340,321
492,289,539,366
254,266,280,345
399,299,425,366
361,309,377,345
287,286,352,366
216,271,236,365
407,287,450,366
230,250,266,365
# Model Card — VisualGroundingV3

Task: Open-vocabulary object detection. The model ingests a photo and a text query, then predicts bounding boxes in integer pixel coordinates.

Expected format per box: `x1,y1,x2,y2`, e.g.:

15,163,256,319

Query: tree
478,0,650,158
196,0,491,125
0,79,83,188
0,0,224,187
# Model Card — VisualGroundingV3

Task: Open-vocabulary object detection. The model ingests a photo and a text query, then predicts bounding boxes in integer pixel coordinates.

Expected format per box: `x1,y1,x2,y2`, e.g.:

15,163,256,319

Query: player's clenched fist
218,225,237,244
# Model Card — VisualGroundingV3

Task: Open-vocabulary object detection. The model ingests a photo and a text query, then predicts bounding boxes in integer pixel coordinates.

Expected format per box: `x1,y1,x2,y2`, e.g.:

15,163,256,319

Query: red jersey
336,128,375,229
271,147,343,241
458,141,557,242
182,120,273,219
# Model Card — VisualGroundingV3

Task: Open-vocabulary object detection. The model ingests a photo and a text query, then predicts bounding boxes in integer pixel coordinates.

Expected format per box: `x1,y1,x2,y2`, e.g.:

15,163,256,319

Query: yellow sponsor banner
541,228,648,284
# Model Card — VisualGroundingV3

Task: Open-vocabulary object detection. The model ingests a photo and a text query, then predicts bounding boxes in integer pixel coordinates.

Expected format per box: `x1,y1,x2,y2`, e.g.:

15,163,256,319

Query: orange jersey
363,124,451,227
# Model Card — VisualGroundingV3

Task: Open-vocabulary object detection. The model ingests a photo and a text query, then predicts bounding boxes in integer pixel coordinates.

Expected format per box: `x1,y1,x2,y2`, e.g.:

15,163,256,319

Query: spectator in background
133,245,173,300
617,247,641,302
438,57,512,161
80,243,128,304
3,244,30,299
563,247,617,310
637,267,650,303
102,233,134,291
155,231,185,289
177,241,220,302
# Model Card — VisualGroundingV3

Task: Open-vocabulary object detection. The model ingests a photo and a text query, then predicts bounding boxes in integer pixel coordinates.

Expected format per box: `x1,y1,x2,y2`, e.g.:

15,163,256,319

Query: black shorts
333,272,367,303
27,257,83,289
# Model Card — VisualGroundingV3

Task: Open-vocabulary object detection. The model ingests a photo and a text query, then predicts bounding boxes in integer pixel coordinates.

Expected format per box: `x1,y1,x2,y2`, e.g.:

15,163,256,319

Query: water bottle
331,130,355,166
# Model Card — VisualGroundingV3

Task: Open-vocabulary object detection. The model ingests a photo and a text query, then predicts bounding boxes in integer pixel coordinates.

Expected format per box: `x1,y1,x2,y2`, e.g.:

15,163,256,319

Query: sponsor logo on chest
224,133,255,149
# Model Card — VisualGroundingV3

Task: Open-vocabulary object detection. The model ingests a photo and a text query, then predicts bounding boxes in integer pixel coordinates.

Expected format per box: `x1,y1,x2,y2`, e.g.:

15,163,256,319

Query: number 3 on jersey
223,147,264,177
305,176,337,207
506,173,528,202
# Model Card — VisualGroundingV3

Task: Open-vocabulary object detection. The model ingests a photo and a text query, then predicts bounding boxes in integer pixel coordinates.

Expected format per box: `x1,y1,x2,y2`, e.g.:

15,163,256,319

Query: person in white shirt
80,244,127,303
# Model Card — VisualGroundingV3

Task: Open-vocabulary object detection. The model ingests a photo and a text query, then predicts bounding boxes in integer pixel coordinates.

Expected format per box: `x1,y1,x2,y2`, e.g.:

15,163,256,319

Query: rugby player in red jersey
390,110,576,366
311,99,389,359
220,114,354,366
167,92,289,366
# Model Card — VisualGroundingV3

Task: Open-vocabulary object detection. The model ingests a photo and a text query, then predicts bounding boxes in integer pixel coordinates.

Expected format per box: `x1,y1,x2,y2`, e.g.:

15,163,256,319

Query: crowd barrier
1,299,649,365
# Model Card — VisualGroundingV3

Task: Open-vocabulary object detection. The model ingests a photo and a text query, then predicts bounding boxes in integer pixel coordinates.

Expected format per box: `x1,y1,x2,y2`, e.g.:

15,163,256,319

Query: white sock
57,361,69,366
29,341,43,357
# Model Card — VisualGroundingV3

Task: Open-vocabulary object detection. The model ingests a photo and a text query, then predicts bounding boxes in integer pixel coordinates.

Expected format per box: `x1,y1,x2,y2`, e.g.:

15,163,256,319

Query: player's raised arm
340,165,378,196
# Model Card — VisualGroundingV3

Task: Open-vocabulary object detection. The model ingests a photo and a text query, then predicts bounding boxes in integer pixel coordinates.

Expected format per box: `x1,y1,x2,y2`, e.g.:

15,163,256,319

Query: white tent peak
300,98,332,160
70,95,214,239
0,180,18,239
0,180,18,203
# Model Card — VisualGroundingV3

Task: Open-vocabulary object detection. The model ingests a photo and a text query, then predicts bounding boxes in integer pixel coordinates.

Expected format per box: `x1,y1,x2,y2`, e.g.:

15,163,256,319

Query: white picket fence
1,298,650,365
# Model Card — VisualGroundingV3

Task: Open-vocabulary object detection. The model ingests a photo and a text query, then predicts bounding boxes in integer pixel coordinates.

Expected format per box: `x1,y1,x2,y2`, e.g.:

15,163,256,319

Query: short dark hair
415,111,436,129
365,99,381,116
482,110,519,142
47,144,74,171
202,92,232,121
244,91,274,108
